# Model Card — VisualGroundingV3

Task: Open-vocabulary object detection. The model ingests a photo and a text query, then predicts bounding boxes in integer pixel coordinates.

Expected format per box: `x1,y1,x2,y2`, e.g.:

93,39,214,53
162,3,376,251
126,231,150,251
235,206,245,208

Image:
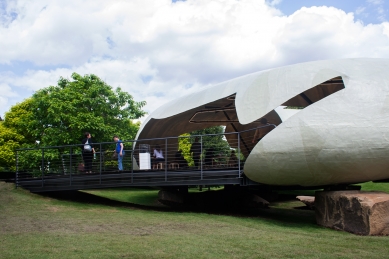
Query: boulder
296,196,315,209
315,190,389,236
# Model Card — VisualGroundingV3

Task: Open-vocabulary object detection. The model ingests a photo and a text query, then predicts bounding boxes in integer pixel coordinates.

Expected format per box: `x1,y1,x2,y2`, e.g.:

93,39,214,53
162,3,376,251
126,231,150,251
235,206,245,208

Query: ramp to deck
17,168,255,193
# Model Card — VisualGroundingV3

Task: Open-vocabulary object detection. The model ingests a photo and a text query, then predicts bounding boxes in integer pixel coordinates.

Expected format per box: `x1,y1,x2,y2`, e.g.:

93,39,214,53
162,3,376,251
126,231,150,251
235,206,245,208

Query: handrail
15,124,278,191
15,125,276,151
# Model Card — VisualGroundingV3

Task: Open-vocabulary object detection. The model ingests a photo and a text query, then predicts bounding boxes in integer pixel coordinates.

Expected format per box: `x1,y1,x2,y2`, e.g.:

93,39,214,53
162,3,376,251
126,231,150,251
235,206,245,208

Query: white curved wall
137,58,389,186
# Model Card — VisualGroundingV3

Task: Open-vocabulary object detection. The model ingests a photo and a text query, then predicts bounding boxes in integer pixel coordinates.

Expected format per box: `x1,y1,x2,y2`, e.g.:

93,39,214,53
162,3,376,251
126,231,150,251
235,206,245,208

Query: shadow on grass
38,189,317,229
39,189,175,212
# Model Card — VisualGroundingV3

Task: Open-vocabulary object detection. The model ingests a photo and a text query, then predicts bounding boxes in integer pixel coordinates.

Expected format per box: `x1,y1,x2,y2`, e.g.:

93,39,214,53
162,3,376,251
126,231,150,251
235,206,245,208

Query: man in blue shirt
113,135,125,171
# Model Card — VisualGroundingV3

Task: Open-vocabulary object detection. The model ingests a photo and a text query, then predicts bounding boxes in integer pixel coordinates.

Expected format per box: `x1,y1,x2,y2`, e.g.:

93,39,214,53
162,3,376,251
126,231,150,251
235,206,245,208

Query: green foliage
17,148,62,176
0,122,24,171
125,120,142,146
3,98,35,144
234,147,245,161
178,133,194,166
4,73,146,146
190,126,231,157
178,126,233,166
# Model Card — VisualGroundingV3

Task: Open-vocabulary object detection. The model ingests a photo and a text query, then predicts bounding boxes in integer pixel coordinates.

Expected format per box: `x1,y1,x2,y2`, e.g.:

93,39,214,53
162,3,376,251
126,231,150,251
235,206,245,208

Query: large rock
315,190,389,235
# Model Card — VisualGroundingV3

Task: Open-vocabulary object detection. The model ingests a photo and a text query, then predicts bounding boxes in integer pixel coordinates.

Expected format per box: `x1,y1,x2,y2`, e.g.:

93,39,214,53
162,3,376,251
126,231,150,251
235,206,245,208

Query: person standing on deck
190,137,202,167
113,135,125,171
82,132,95,174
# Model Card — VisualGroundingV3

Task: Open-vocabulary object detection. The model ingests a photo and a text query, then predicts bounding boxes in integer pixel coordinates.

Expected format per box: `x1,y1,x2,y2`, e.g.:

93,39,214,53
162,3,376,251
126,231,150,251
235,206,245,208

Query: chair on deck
169,151,187,170
153,162,164,170
169,163,179,169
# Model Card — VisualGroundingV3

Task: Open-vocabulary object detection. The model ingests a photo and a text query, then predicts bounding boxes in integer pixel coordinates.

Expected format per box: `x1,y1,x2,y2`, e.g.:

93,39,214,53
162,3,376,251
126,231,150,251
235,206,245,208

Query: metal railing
15,126,273,191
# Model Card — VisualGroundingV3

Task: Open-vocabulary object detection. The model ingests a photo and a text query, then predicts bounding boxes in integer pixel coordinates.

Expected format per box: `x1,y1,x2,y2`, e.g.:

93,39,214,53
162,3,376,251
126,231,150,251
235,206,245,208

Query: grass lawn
0,181,388,259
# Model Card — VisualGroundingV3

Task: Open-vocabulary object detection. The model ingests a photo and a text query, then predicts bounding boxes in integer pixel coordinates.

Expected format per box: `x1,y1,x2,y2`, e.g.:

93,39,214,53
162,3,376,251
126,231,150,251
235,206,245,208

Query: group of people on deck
81,132,124,173
80,118,273,172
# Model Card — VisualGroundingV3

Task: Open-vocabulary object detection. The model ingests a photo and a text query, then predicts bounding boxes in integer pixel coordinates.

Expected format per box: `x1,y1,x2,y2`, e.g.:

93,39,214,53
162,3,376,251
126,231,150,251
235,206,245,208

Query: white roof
136,58,389,186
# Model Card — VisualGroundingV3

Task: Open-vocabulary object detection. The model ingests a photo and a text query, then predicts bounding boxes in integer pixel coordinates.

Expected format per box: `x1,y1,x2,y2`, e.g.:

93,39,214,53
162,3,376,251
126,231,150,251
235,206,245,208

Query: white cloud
0,58,208,119
1,0,389,119
355,6,366,15
0,96,9,118
266,0,282,7
0,82,19,117
367,0,384,5
0,83,18,97
274,7,389,63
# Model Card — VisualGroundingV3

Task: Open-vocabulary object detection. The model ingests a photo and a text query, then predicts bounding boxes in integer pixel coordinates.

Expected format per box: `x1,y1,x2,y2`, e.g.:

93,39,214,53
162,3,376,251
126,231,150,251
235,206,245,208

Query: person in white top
81,132,96,174
153,145,164,166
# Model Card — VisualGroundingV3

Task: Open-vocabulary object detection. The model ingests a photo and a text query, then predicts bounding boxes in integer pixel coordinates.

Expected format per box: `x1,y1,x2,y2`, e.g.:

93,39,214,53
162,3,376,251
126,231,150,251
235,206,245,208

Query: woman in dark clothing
81,132,95,174
174,150,187,168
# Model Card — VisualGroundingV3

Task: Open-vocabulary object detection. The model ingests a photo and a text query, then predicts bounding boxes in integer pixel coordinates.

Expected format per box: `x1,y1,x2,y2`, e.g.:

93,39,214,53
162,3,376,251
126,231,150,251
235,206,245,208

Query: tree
3,98,36,144
189,126,231,156
0,122,24,171
178,126,232,166
4,73,146,146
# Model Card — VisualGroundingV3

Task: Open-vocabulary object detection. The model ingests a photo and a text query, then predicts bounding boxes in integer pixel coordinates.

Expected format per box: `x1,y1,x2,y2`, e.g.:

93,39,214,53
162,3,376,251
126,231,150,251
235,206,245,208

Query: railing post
69,147,72,186
238,132,241,177
200,135,203,180
15,151,19,188
99,143,102,184
131,144,134,184
41,148,44,187
165,138,167,181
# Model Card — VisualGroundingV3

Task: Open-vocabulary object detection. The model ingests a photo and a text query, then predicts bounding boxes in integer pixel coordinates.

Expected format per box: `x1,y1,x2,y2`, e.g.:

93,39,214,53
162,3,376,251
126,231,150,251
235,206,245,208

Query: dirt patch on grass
46,206,60,212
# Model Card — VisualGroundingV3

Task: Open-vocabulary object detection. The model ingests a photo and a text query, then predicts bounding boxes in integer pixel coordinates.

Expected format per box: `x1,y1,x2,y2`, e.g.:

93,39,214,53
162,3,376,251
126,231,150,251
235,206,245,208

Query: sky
1,0,389,120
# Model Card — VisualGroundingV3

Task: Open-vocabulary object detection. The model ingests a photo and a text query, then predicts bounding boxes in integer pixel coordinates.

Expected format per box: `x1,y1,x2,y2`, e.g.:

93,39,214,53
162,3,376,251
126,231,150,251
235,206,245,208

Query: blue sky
1,0,389,119
276,0,388,24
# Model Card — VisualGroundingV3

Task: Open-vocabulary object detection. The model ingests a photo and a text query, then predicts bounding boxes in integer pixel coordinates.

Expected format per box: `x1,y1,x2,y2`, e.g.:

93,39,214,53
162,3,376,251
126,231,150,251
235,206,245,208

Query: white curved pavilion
136,58,389,187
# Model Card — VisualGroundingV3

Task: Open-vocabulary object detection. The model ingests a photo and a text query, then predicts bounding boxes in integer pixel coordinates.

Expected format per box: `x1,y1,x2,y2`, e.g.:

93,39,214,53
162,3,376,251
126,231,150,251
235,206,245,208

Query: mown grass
359,181,389,192
1,181,389,259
